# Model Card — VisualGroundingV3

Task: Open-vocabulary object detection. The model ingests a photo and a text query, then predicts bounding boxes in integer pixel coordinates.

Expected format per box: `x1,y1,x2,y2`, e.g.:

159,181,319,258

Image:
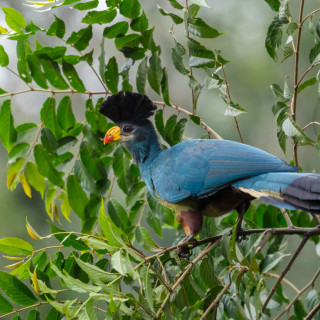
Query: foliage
0,0,319,319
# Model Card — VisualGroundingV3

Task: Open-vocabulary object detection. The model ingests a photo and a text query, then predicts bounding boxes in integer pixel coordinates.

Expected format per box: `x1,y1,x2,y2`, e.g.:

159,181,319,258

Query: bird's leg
235,200,251,242
176,210,203,259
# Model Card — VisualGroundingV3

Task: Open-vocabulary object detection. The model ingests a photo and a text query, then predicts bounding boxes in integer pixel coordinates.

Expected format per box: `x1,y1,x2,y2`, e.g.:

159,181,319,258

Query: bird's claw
177,236,198,260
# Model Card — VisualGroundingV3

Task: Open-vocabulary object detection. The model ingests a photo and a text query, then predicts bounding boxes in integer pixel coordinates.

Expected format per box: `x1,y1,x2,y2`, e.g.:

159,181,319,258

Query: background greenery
0,0,319,319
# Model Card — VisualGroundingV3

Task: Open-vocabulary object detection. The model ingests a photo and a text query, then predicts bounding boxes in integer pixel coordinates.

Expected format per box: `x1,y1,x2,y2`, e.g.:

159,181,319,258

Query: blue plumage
100,92,320,257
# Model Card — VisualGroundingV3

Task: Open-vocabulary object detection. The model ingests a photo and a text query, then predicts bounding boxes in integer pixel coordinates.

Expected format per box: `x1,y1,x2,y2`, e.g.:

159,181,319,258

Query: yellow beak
103,126,121,144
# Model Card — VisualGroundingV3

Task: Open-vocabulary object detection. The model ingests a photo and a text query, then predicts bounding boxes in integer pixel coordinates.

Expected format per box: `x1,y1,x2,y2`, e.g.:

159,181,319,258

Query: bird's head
99,91,157,149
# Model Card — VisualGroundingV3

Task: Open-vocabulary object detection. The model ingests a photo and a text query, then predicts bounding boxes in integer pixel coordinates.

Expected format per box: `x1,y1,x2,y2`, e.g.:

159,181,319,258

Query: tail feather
232,172,320,213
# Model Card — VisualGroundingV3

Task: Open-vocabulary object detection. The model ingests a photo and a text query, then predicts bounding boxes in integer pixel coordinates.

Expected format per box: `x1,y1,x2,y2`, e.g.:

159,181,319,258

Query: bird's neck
125,125,162,167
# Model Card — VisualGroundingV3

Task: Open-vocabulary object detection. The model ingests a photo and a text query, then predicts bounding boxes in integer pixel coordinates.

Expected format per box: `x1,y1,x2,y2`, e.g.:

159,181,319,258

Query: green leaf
297,77,317,94
74,160,97,194
75,257,118,284
51,264,102,293
293,300,307,318
154,109,165,139
282,114,314,145
26,310,40,320
82,9,117,25
188,18,221,38
105,57,119,94
164,114,178,145
141,27,157,51
74,0,99,10
171,47,189,75
145,209,162,237
2,7,26,32
27,54,48,89
265,16,289,60
120,0,141,18
309,43,320,64
168,0,184,9
40,58,69,90
131,10,149,31
136,56,148,94
161,67,171,106
26,162,46,199
0,294,13,313
264,0,280,11
35,46,67,60
187,38,215,59
0,237,33,256
260,252,290,273
277,128,287,153
57,96,76,131
66,25,93,51
47,15,66,38
17,40,32,83
145,264,154,312
224,101,247,116
83,299,99,320
62,60,86,92
189,56,215,68
8,143,29,162
40,97,61,139
148,51,163,94
173,118,188,143
270,83,289,102
67,175,88,219
189,0,211,8
158,6,183,24
107,200,129,230
0,271,37,306
0,45,9,67
114,34,140,49
111,251,136,278
34,145,64,188
103,21,129,39
0,100,17,153
189,114,201,125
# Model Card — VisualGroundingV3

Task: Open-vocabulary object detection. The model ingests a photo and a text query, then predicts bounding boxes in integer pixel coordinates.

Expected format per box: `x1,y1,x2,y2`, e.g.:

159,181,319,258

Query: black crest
99,91,157,125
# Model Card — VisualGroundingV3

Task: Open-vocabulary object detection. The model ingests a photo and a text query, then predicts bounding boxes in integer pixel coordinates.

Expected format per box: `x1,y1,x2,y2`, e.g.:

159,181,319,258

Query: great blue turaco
100,91,320,258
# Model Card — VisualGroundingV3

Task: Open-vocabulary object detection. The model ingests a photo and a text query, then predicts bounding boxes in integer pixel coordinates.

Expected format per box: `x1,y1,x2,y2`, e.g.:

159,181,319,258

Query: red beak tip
103,135,114,144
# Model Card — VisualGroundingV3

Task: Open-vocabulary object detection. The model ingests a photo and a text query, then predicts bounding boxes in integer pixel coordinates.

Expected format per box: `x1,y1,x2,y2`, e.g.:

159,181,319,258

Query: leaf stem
221,64,244,143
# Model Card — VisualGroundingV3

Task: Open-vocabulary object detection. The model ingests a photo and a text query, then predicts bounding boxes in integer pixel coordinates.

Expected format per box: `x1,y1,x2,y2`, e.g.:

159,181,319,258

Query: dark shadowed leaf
148,51,162,94
264,0,280,11
161,68,171,106
173,118,188,143
309,43,320,64
34,145,64,187
108,200,129,230
172,47,189,75
40,97,61,139
26,310,40,320
131,10,149,31
67,175,88,219
168,0,184,9
35,46,67,60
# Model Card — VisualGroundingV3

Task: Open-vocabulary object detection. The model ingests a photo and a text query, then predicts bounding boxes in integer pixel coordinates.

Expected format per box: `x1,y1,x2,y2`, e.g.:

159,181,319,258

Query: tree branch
261,236,309,315
305,300,320,320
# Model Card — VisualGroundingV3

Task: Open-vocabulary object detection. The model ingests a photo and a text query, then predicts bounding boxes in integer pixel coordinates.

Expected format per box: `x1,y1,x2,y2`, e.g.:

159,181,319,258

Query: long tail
232,172,320,213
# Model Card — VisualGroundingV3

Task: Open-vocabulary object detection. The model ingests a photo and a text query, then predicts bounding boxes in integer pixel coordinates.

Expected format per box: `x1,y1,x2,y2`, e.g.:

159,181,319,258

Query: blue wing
151,139,297,203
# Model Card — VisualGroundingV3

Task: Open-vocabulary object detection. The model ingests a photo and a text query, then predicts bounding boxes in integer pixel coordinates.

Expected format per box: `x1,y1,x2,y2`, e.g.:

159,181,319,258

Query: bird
100,91,320,258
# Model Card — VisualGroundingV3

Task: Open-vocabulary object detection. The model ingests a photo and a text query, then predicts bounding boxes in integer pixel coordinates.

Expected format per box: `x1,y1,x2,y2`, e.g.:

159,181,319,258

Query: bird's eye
123,126,134,133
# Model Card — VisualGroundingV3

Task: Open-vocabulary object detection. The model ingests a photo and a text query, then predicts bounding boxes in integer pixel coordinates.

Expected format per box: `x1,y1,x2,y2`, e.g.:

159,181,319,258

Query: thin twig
221,64,244,143
267,273,299,293
155,240,221,319
302,121,320,131
301,8,320,25
261,236,309,315
200,270,232,319
153,101,223,139
297,62,320,88
274,268,320,320
280,208,293,227
304,300,320,320
291,0,305,168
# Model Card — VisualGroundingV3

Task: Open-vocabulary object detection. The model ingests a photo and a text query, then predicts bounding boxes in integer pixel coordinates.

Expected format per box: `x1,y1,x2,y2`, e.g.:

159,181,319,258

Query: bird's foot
235,225,246,243
177,234,197,260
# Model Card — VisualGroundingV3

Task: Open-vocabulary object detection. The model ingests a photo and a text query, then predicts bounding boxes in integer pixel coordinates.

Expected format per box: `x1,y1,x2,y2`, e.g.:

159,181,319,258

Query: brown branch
291,0,305,168
200,270,232,319
297,62,320,88
301,8,320,25
274,268,320,320
261,236,309,316
280,208,294,227
153,101,223,139
305,300,320,320
302,121,320,131
155,240,221,319
267,273,299,293
221,64,244,143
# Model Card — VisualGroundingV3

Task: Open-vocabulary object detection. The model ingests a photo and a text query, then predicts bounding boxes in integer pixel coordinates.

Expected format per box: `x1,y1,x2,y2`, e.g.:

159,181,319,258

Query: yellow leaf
20,173,32,198
59,192,71,222
26,218,41,240
25,0,55,5
5,260,24,269
32,269,41,295
7,173,17,189
3,255,24,261
0,26,8,34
